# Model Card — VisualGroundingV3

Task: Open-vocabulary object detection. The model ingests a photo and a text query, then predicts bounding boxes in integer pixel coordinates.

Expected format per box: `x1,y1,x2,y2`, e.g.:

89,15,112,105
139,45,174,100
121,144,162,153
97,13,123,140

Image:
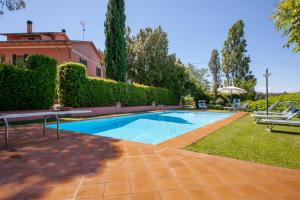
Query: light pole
263,68,271,115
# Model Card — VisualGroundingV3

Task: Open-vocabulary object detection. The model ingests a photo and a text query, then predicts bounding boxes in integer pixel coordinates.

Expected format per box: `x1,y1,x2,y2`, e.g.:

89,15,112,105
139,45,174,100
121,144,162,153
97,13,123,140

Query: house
0,20,104,77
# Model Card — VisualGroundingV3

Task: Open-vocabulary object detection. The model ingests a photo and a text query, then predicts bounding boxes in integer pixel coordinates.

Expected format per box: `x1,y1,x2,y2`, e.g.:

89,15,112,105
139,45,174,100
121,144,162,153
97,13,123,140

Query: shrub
247,92,300,111
57,62,179,107
0,55,57,111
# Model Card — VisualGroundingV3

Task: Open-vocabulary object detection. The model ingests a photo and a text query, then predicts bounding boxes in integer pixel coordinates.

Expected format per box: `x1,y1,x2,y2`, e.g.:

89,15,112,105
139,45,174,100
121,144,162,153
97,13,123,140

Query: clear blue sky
0,0,299,93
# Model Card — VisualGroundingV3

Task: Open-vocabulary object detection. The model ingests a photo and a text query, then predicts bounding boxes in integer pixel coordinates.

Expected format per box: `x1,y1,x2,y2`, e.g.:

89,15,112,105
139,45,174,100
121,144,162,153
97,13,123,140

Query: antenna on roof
80,20,86,40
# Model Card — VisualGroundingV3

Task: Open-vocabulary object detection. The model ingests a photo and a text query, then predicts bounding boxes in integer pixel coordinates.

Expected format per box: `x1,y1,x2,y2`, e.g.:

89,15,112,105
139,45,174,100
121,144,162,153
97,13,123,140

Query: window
79,58,87,67
12,54,27,65
96,67,102,77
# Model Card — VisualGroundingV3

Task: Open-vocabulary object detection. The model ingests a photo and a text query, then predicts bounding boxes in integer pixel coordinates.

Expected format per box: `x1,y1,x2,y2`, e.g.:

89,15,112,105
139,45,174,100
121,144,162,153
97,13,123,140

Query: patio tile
234,184,268,198
199,175,225,187
43,186,76,200
105,171,129,183
211,185,243,200
160,189,188,200
176,176,204,189
167,159,187,168
280,180,300,193
259,182,292,195
83,173,106,185
129,169,152,181
219,173,247,185
104,194,132,200
151,168,174,178
130,179,157,193
155,177,180,190
131,191,161,200
104,181,131,196
187,188,217,200
171,167,197,177
19,187,51,200
76,183,105,199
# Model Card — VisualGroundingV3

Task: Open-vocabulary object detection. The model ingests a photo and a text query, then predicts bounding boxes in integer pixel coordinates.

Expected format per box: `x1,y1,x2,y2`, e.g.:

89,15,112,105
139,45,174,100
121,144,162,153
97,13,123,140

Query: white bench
0,110,91,149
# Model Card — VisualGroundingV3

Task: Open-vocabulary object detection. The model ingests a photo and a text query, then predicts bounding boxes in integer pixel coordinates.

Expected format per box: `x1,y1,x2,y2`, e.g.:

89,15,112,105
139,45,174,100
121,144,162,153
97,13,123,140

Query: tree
186,64,210,91
104,0,126,82
272,0,300,52
208,49,221,100
126,26,169,86
221,20,256,98
126,25,209,102
0,0,25,16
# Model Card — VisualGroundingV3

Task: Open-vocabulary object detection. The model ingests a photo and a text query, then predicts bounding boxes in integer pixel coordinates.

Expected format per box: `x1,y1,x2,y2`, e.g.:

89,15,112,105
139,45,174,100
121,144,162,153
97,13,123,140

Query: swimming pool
48,111,233,144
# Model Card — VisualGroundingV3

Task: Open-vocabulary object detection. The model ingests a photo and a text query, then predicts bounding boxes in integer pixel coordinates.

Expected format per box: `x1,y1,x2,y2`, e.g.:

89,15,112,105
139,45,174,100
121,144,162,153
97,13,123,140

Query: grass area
186,114,300,169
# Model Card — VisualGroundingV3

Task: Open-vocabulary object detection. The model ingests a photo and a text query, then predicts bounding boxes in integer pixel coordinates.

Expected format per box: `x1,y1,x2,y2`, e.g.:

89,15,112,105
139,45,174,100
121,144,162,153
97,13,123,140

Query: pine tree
221,20,256,98
208,49,221,100
104,0,126,82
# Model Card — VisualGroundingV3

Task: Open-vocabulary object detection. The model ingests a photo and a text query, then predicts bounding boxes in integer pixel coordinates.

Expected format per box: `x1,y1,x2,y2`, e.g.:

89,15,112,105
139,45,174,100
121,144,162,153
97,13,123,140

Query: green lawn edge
186,114,300,170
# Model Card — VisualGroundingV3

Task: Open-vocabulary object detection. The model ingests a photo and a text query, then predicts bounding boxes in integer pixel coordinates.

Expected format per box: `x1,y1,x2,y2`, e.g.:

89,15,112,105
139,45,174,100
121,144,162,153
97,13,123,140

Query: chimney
27,20,32,33
62,29,66,33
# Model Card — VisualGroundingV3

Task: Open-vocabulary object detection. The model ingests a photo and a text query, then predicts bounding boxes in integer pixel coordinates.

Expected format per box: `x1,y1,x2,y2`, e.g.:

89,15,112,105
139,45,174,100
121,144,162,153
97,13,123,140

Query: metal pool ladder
157,104,167,111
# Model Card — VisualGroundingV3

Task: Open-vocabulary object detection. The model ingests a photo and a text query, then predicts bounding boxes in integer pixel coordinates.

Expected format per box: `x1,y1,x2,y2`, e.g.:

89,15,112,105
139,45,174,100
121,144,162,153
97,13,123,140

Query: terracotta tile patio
0,112,300,200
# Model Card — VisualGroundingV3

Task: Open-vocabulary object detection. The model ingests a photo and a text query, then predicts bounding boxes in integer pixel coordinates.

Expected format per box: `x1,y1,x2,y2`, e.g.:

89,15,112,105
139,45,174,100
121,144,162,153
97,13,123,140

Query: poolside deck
0,112,299,199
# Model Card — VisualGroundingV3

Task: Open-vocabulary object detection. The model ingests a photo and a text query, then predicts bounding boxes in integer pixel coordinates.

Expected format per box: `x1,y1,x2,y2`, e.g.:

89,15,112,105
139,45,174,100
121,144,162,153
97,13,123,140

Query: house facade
0,20,104,77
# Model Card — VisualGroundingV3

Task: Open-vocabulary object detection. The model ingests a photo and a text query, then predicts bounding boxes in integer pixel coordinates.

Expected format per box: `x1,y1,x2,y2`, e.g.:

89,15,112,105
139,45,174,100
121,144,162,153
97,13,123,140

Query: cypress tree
208,49,221,100
104,0,126,82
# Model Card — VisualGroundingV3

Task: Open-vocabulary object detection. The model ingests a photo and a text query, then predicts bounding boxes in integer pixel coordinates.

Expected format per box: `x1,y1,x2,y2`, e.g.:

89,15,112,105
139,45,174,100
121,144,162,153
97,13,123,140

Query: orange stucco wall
0,44,70,64
0,41,104,78
71,42,103,77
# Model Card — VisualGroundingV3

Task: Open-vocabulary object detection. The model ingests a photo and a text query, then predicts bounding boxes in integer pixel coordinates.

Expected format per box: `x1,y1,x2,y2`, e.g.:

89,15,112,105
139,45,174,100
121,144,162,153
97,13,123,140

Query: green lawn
186,114,300,169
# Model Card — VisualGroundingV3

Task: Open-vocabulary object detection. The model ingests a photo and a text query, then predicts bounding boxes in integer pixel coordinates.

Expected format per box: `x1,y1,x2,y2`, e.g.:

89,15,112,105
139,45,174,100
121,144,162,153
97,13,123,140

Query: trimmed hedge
247,92,300,111
0,55,57,111
57,62,179,107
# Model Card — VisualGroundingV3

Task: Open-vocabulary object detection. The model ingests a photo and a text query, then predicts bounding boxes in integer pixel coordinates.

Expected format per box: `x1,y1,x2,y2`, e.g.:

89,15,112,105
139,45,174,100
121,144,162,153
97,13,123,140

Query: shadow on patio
0,123,123,200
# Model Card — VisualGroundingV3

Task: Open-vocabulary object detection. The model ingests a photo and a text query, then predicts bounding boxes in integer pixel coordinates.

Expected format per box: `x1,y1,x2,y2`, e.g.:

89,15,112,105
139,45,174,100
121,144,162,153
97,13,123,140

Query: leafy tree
0,0,25,16
186,64,210,91
126,26,169,86
104,0,126,82
126,25,209,103
272,0,300,52
221,20,256,98
161,57,191,97
208,49,221,100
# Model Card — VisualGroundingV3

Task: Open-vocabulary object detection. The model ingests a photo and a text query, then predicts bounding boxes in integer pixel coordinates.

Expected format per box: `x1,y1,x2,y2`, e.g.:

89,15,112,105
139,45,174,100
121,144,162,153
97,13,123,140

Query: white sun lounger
254,101,294,115
254,101,280,115
251,109,299,123
261,119,300,131
0,110,91,148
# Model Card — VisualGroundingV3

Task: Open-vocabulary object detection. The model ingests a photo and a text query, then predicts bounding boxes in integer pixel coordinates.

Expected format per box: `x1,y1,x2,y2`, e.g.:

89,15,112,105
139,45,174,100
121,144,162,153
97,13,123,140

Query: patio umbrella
217,86,247,102
217,86,247,95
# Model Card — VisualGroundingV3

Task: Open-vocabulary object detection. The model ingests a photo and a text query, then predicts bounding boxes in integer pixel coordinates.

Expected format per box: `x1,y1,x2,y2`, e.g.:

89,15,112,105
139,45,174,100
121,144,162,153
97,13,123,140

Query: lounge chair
261,119,300,131
254,101,280,115
254,101,294,115
252,109,299,123
198,100,207,109
239,102,248,111
224,98,240,111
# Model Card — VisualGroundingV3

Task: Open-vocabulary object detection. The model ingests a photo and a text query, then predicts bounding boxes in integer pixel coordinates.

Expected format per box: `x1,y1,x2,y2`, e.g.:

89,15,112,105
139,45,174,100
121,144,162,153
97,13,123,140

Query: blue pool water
48,111,233,144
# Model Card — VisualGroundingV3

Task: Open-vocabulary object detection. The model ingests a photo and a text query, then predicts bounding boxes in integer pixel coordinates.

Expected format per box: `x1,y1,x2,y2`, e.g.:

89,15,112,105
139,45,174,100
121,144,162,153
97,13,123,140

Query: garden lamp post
263,68,271,115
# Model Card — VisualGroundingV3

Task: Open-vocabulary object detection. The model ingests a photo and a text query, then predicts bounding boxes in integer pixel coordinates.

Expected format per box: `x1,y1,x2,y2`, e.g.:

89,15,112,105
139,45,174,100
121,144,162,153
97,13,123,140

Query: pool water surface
48,111,233,144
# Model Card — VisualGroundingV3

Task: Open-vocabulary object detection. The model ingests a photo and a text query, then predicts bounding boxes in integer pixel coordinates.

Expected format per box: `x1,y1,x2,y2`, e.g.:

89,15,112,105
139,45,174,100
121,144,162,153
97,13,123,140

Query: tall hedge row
0,55,57,111
57,62,179,107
